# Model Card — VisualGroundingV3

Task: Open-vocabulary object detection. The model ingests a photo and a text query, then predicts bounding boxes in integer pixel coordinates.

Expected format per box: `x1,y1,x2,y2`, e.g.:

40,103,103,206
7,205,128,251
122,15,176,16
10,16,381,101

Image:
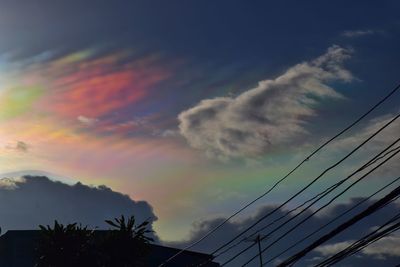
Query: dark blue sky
3,0,398,123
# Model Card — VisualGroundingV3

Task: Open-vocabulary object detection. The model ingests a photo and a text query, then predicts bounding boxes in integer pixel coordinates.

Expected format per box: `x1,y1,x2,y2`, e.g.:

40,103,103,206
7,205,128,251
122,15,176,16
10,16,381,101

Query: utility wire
249,144,400,244
276,182,400,267
296,205,400,267
212,183,339,259
219,114,400,266
264,173,400,265
218,112,400,266
197,185,340,266
199,120,400,267
240,144,400,266
213,146,400,262
325,220,400,266
159,83,400,267
316,209,400,266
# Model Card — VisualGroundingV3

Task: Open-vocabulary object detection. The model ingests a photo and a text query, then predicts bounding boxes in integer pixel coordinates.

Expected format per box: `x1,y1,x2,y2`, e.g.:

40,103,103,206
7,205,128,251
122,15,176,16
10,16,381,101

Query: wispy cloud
342,29,375,38
77,115,98,126
5,140,30,152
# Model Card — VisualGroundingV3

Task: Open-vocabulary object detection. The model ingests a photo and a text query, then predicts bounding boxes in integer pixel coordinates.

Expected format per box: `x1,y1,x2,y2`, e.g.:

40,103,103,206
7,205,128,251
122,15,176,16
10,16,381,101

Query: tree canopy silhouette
35,215,153,267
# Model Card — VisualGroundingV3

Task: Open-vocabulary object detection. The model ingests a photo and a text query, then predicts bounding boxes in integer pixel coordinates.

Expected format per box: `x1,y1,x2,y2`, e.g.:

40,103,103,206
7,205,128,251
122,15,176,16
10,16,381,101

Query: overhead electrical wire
218,113,400,266
264,173,400,265
211,145,400,263
159,84,400,267
316,209,400,266
276,182,400,267
241,143,400,266
226,141,400,266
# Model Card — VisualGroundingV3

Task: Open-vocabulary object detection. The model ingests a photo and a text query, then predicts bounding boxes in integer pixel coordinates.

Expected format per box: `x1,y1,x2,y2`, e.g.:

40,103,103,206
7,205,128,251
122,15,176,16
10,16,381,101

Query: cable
159,83,400,266
276,182,400,267
218,112,400,267
242,145,400,266
220,138,400,266
316,209,400,266
213,183,339,258
200,131,400,267
298,202,400,267
264,173,400,265
214,146,400,262
219,115,400,266
321,217,400,266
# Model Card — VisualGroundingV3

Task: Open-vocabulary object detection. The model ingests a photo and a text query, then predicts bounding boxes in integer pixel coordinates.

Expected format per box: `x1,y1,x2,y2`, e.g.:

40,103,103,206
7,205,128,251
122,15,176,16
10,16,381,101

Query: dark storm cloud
169,198,400,266
0,176,158,241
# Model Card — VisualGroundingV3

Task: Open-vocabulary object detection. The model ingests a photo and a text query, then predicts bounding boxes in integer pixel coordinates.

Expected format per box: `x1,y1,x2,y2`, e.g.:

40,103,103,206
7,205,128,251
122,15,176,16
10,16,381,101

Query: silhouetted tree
97,215,154,267
35,216,154,267
35,221,95,267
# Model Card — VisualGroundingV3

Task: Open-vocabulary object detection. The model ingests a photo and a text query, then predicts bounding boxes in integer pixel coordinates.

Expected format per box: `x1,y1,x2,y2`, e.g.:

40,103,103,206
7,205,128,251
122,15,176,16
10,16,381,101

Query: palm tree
97,215,154,267
35,221,95,267
35,216,154,267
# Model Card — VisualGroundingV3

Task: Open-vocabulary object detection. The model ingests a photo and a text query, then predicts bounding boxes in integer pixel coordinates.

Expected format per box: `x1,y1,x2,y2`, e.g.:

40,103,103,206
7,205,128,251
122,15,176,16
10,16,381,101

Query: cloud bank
178,45,353,159
0,176,158,241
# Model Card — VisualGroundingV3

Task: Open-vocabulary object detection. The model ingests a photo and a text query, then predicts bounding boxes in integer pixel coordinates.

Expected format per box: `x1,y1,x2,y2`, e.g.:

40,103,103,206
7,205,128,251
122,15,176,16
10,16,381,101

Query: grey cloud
178,45,353,160
0,176,158,242
170,198,400,266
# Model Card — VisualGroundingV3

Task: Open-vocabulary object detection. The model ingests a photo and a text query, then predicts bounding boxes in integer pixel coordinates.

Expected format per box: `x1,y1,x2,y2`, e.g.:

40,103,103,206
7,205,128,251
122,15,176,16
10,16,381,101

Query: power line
234,142,400,266
248,144,400,244
212,183,339,259
264,173,400,265
218,139,399,266
316,209,400,266
277,182,400,267
319,217,400,266
213,112,400,259
159,83,400,266
199,121,400,266
217,114,400,266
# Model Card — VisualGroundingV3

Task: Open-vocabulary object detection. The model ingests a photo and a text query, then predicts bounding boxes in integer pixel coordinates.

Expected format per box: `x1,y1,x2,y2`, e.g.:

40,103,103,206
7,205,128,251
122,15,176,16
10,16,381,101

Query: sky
0,1,400,265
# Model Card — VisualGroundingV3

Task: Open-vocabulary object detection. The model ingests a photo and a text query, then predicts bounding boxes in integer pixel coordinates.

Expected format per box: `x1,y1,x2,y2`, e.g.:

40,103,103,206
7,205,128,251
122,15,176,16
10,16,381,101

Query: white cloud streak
342,30,375,38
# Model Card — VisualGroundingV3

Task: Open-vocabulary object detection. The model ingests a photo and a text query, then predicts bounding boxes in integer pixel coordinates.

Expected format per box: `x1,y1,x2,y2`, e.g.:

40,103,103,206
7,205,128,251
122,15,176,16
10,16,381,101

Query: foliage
98,215,154,267
35,216,154,267
35,221,95,267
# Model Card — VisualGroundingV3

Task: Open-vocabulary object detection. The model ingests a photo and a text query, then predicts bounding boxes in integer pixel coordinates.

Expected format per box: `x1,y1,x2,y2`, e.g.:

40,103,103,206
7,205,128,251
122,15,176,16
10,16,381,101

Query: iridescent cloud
49,56,170,119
